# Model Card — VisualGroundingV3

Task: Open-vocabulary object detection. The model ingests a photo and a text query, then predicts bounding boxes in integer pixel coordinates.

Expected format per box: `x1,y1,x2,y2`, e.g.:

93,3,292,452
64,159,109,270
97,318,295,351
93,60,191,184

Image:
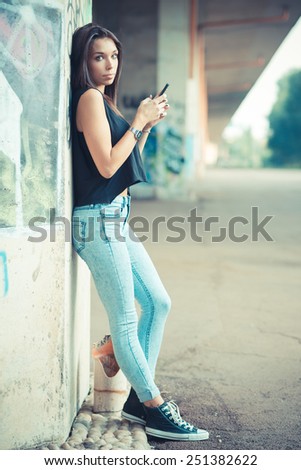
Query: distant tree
265,69,301,167
219,127,265,168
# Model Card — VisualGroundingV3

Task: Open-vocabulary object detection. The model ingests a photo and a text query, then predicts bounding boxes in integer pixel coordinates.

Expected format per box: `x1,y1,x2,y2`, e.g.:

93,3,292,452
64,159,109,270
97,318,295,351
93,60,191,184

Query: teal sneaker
121,388,146,425
144,401,209,441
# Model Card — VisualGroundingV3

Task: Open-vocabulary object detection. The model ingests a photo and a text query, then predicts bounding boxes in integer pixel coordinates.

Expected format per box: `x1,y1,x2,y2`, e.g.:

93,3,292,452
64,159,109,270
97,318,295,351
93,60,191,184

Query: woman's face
88,37,119,90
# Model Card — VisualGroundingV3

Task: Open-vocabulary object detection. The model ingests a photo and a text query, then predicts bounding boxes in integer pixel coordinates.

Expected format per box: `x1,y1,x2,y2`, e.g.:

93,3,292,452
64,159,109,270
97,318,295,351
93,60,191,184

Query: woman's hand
136,94,169,129
144,94,170,130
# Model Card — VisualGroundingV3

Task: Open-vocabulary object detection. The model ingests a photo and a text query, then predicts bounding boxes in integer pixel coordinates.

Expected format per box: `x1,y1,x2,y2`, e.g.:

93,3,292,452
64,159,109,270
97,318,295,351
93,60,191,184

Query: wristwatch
129,126,143,141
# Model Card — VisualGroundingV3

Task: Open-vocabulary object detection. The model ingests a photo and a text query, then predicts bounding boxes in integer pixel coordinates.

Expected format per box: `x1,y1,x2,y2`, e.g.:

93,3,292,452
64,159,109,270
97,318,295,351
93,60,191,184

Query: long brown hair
71,23,123,111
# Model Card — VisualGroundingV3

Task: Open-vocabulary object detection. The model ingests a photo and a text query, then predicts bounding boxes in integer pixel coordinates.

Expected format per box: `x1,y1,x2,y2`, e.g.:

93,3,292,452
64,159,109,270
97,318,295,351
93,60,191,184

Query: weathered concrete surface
91,168,301,450
0,0,92,450
35,382,151,451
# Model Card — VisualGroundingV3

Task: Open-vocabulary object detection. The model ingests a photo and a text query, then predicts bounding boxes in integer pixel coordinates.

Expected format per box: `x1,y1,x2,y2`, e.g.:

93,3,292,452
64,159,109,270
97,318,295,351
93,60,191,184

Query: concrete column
156,0,202,199
155,0,189,199
197,25,209,179
93,0,203,201
93,0,159,198
0,0,92,449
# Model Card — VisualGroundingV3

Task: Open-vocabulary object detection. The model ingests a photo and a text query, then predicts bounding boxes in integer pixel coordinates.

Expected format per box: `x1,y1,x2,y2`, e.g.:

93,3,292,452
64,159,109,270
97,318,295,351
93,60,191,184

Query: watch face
130,127,143,141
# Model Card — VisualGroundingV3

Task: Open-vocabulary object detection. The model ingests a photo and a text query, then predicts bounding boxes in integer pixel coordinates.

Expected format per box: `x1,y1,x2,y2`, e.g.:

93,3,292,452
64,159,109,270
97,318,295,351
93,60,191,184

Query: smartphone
158,83,169,96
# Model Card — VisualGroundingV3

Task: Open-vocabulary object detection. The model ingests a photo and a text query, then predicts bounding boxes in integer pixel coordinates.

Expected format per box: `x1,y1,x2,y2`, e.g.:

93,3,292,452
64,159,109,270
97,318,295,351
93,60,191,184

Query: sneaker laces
163,401,196,431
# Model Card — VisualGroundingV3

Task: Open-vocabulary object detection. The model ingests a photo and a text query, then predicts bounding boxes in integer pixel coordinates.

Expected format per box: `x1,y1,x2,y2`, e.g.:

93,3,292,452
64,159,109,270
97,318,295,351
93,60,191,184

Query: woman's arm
76,88,166,178
137,128,151,154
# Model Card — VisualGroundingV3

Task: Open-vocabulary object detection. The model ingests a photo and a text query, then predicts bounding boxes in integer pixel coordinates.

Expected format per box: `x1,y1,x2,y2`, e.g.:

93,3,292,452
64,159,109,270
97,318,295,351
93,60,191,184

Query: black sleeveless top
71,87,149,207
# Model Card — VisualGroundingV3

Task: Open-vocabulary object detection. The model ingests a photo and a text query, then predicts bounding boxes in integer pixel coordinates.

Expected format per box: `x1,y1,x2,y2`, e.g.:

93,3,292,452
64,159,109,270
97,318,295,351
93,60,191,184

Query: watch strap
129,127,143,141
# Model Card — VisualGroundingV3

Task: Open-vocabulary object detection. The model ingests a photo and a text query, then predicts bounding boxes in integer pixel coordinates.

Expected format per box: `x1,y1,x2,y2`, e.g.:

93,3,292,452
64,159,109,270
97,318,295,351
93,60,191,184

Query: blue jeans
72,195,171,402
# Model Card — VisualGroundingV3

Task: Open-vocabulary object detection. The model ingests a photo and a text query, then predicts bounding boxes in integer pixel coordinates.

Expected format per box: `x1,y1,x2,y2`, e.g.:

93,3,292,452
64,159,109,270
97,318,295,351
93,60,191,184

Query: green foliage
266,69,301,167
219,128,266,168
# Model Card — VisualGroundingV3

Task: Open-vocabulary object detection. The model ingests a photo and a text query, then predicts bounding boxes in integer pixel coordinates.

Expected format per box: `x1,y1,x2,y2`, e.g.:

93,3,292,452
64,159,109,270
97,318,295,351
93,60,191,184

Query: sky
223,16,301,140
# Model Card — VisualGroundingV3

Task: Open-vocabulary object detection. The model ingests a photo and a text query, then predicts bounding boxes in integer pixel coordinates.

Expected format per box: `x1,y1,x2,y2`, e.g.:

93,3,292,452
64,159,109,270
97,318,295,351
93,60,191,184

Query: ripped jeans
72,194,171,402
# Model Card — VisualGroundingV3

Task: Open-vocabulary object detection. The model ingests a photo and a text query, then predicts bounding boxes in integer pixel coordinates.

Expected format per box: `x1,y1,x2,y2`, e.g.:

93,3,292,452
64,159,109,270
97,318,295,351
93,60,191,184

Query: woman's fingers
153,93,168,103
138,93,170,124
141,96,153,104
150,100,166,118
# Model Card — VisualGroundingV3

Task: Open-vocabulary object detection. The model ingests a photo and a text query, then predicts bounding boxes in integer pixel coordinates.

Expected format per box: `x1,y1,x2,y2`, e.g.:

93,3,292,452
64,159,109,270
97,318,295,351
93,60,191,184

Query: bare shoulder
77,88,106,132
78,88,105,107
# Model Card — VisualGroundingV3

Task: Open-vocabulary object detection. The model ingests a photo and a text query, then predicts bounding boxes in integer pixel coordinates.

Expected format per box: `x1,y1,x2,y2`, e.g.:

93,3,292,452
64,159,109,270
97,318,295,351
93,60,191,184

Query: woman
70,23,209,441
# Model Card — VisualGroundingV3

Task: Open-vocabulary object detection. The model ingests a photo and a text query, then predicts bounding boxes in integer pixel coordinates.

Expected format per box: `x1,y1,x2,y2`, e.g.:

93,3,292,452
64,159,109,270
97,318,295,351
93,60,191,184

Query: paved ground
90,168,301,450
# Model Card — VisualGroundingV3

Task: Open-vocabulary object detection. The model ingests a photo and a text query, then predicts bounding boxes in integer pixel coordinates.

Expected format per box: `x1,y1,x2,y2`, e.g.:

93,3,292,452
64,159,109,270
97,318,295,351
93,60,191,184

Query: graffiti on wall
0,72,23,227
0,2,62,228
161,128,185,174
0,0,91,229
0,251,9,297
120,93,186,187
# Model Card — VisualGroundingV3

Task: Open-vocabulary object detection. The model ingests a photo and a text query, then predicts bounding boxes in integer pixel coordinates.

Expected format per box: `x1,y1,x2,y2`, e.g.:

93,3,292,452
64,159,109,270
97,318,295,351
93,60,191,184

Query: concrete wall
0,0,92,449
93,0,203,200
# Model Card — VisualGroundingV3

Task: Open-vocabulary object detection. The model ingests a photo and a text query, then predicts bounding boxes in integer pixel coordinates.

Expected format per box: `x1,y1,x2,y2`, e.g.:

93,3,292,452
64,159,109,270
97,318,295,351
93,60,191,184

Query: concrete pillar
93,0,203,200
157,0,203,199
197,25,209,179
93,0,159,198
156,0,189,199
0,0,92,449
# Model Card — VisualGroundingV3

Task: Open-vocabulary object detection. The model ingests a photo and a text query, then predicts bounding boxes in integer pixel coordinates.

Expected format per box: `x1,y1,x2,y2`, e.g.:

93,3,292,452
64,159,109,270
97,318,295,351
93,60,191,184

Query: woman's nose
106,59,113,69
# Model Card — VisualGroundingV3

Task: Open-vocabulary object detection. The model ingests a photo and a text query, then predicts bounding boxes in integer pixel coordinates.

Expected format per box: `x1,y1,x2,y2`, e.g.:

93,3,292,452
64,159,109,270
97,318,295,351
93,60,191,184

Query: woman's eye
96,56,103,61
112,54,118,59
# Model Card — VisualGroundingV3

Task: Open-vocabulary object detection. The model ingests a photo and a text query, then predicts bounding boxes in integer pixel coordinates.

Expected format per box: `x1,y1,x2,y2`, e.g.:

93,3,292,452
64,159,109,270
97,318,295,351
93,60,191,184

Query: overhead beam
206,56,265,70
198,5,289,29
